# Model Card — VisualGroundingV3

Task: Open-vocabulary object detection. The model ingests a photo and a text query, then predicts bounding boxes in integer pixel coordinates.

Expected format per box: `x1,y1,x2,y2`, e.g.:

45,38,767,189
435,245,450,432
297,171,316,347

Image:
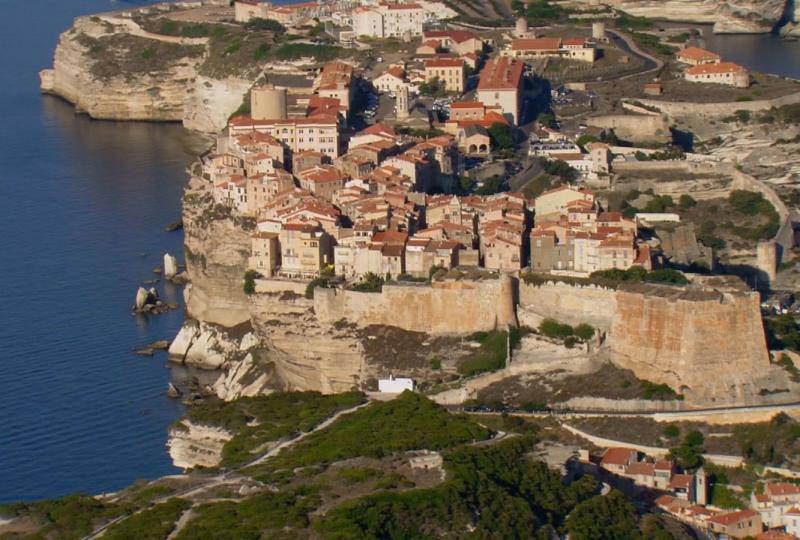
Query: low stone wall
630,91,800,121
587,113,671,144
313,276,517,334
554,397,686,412
518,280,617,331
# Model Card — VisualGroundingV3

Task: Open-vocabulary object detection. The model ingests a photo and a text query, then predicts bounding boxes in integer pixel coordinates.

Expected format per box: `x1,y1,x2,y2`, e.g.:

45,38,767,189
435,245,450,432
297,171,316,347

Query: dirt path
82,400,374,540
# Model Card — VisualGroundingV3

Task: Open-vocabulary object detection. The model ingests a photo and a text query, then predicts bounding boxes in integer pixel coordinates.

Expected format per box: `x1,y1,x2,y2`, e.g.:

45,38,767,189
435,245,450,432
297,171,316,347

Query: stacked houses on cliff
204,50,655,284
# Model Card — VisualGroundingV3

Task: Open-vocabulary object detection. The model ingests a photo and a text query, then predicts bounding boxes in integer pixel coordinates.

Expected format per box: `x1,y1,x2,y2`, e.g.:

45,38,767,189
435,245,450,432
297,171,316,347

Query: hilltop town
7,0,800,538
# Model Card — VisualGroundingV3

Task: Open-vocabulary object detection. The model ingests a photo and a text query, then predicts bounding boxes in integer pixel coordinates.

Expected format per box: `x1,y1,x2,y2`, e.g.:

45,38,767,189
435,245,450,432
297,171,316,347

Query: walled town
10,0,800,538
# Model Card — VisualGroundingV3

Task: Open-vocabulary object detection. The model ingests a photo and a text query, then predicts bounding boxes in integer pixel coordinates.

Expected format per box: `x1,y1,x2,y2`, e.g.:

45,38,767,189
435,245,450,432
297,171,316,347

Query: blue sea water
0,0,799,505
0,0,206,503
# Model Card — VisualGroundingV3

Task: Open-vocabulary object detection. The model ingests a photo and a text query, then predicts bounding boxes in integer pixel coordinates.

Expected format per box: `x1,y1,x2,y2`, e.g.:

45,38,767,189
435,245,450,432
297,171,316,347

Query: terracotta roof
600,447,637,467
423,30,477,43
626,462,655,476
708,509,759,526
511,37,562,51
686,61,746,75
563,38,586,47
386,2,422,9
478,57,523,90
451,101,484,109
766,483,800,497
425,58,464,68
677,46,720,62
668,474,693,490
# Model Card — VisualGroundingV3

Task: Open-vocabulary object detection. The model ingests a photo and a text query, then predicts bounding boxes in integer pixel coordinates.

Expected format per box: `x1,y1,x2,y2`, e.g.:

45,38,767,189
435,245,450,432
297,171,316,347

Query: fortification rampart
313,275,517,334
609,283,771,402
518,280,617,331
628,91,800,120
587,113,671,143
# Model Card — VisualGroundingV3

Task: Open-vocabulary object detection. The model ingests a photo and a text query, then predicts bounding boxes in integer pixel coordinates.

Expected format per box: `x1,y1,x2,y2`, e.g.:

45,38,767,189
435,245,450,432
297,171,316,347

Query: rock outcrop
595,0,794,34
39,14,260,132
163,253,178,280
168,319,256,370
167,420,231,469
182,180,254,327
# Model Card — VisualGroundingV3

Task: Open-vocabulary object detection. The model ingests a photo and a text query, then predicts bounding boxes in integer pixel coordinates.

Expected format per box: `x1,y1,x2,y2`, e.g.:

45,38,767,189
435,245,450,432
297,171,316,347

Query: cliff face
182,178,253,327
609,283,773,403
40,15,257,132
600,0,793,34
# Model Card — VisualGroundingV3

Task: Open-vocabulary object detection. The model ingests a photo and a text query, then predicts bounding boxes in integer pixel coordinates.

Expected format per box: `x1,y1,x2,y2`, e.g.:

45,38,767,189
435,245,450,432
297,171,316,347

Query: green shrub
539,318,574,339
574,323,595,341
644,269,689,285
678,194,696,210
337,467,383,485
458,330,509,376
243,270,260,295
430,358,442,370
305,277,329,299
104,498,190,540
663,425,680,438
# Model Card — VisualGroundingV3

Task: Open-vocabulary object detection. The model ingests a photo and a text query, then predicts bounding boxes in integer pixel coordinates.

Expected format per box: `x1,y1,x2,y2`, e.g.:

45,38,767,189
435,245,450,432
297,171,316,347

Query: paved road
606,29,664,80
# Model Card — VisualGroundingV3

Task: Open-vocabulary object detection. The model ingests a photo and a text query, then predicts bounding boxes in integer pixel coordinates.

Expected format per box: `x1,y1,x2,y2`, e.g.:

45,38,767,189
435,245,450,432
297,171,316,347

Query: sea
0,1,799,504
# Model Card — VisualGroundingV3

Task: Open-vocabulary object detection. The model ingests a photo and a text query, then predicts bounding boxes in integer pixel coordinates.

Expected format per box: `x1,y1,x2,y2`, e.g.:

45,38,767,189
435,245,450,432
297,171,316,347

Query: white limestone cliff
167,421,231,469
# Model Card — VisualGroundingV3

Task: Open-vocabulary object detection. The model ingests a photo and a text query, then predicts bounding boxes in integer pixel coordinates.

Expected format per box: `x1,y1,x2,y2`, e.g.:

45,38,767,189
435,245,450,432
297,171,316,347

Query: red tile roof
600,447,637,467
677,46,720,63
425,58,464,68
708,509,759,526
511,37,562,51
686,61,747,75
478,57,524,90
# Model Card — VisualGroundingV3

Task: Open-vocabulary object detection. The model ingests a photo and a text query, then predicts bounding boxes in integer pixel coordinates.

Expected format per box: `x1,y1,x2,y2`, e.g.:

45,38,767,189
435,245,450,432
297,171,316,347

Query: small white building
378,376,415,393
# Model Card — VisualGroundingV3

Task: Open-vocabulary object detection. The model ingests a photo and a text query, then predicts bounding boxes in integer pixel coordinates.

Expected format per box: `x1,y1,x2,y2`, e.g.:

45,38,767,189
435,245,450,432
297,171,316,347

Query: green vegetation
273,42,347,62
184,391,365,467
775,352,800,382
349,272,384,293
643,194,674,212
176,488,320,539
418,77,449,97
337,467,384,485
474,175,506,196
566,490,641,540
243,17,287,35
678,194,696,210
725,190,780,241
635,145,685,161
589,266,688,285
709,484,746,509
243,270,260,295
488,122,515,150
458,329,518,376
0,494,128,540
733,413,800,467
629,32,677,56
615,11,654,31
640,380,682,400
315,436,601,539
104,498,190,540
766,315,800,353
697,220,726,250
537,157,579,182
430,357,442,370
663,424,680,439
576,134,599,147
305,276,330,299
668,430,705,471
537,111,556,128
512,0,564,20
249,392,491,477
538,319,595,345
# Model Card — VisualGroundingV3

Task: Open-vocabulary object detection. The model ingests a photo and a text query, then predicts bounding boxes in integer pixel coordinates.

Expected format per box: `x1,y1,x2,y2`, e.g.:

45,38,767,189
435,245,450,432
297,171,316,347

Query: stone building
685,62,750,88
424,58,466,93
477,57,524,125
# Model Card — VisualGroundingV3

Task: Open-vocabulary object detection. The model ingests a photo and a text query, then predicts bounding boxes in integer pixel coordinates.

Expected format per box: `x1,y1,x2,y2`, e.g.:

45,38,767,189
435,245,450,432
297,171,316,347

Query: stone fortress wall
313,274,517,334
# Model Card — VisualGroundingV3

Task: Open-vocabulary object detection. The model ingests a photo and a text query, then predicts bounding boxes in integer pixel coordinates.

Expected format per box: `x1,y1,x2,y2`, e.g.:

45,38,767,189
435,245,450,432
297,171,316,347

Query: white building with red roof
504,37,596,63
352,3,425,38
685,61,750,88
676,46,721,66
477,57,525,124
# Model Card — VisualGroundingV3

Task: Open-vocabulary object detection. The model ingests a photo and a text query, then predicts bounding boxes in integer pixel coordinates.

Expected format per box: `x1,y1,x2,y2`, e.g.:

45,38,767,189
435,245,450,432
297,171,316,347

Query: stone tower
592,21,606,41
515,17,528,38
756,240,777,289
397,84,409,119
694,467,707,505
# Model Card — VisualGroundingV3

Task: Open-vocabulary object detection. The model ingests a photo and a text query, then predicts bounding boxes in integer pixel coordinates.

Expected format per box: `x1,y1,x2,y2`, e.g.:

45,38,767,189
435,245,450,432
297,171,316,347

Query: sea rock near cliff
164,253,178,280
168,319,256,370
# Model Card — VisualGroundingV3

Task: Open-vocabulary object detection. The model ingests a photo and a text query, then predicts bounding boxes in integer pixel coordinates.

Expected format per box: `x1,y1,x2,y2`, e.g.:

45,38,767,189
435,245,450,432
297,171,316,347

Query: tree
644,269,689,285
418,77,447,97
488,122,515,150
537,112,555,128
678,194,696,210
565,491,642,540
243,270,260,295
574,323,595,341
576,134,599,147
244,17,287,35
663,425,680,438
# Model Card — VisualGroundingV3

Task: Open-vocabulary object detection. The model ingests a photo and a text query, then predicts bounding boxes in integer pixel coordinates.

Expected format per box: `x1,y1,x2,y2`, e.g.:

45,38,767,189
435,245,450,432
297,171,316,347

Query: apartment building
424,58,466,93
477,57,524,124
